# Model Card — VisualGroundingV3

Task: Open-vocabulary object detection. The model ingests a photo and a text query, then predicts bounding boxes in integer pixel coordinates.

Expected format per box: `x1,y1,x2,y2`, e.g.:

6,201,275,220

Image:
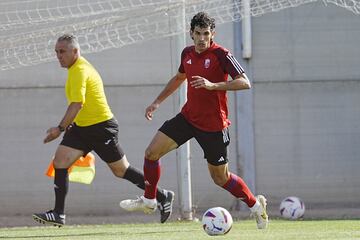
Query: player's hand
145,102,160,120
44,127,61,143
190,76,215,90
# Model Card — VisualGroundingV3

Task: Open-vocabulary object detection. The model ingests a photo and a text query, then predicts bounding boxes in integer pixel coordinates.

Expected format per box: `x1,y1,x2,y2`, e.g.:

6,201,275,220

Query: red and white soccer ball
279,196,305,220
201,207,233,236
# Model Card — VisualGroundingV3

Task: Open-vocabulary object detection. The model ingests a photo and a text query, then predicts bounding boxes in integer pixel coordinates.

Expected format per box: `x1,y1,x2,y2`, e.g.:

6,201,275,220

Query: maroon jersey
178,42,245,132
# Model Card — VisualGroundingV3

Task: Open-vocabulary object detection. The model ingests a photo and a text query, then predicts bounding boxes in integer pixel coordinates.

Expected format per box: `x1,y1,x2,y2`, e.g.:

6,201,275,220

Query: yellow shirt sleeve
68,68,86,103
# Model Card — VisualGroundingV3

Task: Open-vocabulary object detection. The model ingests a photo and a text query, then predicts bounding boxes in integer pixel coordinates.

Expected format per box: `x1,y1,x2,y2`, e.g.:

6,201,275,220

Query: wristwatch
58,125,65,132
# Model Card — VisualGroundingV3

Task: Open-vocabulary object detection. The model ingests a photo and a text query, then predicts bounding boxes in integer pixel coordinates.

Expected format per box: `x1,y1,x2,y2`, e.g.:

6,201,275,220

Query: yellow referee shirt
65,56,113,126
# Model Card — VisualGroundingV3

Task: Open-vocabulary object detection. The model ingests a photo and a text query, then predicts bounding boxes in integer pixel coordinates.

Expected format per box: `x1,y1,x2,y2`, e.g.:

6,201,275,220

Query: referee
32,34,174,227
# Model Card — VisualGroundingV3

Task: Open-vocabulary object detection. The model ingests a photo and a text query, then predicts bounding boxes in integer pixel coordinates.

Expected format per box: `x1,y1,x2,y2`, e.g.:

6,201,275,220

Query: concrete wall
251,3,360,207
0,2,359,222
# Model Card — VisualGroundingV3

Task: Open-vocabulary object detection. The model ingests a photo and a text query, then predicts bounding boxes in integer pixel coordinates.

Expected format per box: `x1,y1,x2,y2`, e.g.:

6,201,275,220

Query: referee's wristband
58,125,65,132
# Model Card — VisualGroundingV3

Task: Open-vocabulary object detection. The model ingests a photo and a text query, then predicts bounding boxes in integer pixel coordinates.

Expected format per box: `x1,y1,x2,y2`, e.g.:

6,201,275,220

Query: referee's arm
43,102,83,143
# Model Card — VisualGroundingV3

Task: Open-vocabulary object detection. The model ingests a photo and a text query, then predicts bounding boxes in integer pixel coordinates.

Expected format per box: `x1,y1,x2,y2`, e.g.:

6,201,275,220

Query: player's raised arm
190,73,250,91
145,72,186,120
230,73,251,90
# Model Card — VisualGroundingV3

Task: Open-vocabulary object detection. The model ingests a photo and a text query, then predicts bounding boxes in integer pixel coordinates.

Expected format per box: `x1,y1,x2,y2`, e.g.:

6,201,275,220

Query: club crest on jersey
204,58,210,68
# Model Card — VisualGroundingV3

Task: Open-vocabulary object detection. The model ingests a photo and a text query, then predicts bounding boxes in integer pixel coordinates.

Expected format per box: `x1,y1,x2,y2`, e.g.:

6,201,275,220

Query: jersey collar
194,42,216,56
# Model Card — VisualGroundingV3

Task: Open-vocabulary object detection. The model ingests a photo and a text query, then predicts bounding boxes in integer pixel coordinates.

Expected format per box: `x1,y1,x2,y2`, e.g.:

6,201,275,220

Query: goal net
0,0,359,70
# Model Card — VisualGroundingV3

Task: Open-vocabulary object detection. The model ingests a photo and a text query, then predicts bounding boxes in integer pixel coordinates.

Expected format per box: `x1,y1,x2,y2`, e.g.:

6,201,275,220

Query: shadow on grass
0,228,198,239
0,232,112,239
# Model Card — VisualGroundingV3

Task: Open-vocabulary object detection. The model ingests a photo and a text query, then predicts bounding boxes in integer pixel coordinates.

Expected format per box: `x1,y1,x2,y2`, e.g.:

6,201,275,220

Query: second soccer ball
279,196,305,220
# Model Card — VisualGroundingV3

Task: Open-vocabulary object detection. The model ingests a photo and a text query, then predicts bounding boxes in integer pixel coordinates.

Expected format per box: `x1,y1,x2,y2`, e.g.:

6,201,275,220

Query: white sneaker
253,195,269,229
120,196,157,214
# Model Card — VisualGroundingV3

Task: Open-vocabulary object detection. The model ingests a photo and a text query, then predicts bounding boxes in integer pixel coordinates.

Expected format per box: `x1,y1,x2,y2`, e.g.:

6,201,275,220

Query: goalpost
1,0,359,220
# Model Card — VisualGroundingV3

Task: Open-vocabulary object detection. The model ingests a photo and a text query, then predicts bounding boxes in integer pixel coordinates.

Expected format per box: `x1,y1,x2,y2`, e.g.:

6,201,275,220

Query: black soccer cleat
32,210,65,227
158,190,175,223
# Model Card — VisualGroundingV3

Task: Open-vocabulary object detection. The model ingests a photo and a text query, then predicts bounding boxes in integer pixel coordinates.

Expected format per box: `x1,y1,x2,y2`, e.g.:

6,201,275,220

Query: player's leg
207,163,257,206
120,113,192,216
119,131,178,213
207,163,256,205
120,159,175,223
207,163,268,229
106,154,175,223
92,117,175,220
111,157,171,205
196,127,268,229
143,130,178,199
143,113,194,201
33,144,84,227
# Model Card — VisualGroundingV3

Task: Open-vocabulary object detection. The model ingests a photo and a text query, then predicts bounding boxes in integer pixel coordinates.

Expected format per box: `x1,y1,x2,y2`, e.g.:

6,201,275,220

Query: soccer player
120,12,268,229
32,34,174,227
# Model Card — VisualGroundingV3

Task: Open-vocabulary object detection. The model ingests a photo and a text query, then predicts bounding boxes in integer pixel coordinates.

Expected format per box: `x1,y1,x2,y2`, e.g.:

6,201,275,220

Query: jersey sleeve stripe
226,54,245,74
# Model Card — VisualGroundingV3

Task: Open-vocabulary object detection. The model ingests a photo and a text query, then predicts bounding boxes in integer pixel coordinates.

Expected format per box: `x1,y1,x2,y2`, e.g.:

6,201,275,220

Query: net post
170,0,193,221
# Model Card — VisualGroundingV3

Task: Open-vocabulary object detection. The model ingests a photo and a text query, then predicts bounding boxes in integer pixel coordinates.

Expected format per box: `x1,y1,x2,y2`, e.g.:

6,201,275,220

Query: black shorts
60,118,125,163
159,113,230,166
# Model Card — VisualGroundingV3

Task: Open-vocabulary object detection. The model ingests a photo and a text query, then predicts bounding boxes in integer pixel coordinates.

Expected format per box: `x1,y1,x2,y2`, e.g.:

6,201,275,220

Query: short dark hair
190,12,215,32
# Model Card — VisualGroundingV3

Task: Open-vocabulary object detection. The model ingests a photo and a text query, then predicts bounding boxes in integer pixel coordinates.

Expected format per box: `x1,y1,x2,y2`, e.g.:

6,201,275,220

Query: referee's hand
44,127,61,143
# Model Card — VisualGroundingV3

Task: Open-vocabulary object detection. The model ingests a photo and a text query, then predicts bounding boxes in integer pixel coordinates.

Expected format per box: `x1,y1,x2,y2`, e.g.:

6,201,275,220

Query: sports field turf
0,219,359,240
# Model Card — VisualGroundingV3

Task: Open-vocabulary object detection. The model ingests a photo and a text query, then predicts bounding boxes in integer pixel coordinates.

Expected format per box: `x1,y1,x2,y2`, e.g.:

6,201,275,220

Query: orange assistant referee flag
46,152,95,184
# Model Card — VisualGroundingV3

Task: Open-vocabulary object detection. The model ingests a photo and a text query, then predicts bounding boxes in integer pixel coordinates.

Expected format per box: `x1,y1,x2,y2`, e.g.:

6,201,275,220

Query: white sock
142,196,157,206
250,200,261,213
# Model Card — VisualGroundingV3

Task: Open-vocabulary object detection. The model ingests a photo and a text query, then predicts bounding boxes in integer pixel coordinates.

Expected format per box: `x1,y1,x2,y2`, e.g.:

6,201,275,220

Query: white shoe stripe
45,213,49,220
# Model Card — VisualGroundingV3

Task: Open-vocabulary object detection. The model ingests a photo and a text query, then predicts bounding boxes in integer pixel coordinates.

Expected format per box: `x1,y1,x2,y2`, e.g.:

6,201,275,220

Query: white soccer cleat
120,196,157,214
254,195,269,229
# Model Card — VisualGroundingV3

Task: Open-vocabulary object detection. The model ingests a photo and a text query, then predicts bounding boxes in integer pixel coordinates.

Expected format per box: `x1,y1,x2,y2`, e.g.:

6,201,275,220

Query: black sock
123,166,166,202
54,168,68,215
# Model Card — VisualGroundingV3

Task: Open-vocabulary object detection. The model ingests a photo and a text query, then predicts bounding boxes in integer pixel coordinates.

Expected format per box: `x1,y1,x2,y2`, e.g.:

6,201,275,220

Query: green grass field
1,219,359,240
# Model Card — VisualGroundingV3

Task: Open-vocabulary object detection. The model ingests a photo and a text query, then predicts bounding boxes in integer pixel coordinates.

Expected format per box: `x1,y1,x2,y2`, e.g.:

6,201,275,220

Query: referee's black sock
54,168,69,215
123,166,166,202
